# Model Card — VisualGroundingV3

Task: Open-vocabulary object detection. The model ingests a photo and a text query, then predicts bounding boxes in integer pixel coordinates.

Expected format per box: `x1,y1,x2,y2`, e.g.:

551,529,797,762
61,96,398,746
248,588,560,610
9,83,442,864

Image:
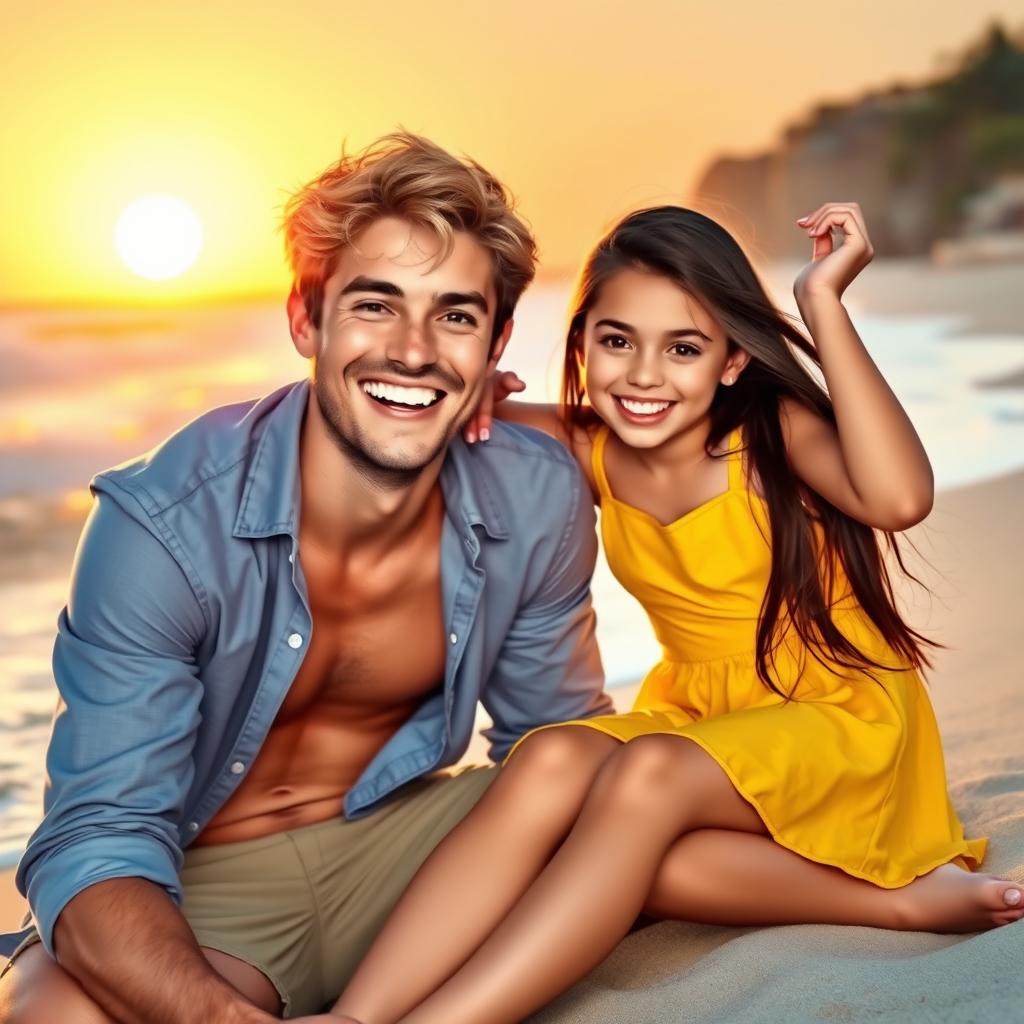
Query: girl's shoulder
567,418,604,502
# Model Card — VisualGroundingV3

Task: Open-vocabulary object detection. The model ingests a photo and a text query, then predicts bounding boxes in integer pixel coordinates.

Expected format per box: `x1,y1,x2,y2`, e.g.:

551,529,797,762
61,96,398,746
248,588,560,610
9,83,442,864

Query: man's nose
385,322,438,371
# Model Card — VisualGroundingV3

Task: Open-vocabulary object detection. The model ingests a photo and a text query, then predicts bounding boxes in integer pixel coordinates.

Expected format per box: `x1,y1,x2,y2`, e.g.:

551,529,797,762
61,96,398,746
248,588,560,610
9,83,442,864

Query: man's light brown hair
282,131,537,342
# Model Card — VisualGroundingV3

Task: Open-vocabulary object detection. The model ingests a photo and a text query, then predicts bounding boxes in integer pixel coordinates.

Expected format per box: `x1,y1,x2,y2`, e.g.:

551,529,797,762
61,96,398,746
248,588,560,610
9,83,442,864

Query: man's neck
298,393,446,556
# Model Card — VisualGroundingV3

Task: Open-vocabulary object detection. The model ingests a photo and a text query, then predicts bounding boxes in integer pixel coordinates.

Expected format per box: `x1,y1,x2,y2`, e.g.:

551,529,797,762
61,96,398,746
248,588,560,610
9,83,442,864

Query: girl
332,203,1022,1024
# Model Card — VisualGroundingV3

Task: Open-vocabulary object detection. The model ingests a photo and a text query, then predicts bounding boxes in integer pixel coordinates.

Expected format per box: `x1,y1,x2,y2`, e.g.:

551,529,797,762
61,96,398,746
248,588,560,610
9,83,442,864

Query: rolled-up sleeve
480,472,612,762
15,481,207,956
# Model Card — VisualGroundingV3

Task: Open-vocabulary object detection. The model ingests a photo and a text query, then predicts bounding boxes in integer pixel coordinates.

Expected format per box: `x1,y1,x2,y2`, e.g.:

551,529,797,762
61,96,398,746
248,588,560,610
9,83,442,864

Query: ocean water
1,274,1023,867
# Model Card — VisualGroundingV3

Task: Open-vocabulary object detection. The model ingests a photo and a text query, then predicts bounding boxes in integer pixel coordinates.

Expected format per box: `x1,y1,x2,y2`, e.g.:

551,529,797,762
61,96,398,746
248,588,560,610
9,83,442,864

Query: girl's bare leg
398,735,1023,1024
397,735,766,1024
645,829,1024,931
333,726,622,1024
336,730,1023,1024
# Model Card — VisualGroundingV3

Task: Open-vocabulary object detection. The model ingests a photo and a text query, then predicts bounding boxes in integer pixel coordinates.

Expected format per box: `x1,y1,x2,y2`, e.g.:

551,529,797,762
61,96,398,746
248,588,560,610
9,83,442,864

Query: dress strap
590,425,615,500
725,428,746,492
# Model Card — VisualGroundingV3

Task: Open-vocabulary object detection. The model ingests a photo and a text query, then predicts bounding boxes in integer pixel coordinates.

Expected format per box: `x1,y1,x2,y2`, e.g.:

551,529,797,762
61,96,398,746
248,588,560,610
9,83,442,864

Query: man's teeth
363,381,441,407
619,398,672,415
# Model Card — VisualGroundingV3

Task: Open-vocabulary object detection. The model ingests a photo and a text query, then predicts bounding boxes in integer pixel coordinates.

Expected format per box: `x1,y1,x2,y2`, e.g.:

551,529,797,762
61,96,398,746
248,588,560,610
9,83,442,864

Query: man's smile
361,377,449,417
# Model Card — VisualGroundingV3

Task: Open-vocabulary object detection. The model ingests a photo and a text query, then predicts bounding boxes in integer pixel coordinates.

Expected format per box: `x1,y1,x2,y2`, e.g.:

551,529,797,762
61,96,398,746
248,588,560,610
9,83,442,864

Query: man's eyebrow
339,276,405,298
437,291,489,314
338,279,488,314
594,318,710,342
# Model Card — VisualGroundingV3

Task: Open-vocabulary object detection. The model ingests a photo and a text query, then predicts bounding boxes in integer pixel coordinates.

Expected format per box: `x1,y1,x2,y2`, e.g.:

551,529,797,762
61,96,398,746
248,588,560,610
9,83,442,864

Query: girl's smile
582,267,746,450
611,395,677,425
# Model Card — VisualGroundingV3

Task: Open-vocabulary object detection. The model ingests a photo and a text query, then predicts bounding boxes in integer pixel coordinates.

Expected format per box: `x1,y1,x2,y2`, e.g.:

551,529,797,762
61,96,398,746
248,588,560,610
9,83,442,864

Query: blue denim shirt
3,379,610,958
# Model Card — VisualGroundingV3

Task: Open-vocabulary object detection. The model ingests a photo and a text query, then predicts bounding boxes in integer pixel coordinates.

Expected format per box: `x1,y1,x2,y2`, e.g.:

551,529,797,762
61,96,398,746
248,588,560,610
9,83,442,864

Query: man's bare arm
53,878,273,1024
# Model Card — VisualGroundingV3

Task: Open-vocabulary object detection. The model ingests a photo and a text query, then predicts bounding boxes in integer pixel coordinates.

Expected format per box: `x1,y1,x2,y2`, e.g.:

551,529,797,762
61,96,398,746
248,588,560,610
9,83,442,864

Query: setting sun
115,196,203,281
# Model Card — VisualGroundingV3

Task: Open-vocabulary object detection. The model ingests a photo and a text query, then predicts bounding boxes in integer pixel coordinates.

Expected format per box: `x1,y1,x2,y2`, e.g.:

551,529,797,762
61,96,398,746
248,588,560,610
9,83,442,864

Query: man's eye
354,301,389,314
442,310,477,327
599,335,630,350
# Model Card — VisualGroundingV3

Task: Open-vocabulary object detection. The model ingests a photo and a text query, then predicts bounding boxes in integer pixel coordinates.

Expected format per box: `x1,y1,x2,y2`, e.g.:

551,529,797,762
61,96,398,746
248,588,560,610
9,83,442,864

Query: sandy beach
2,259,1022,1018
3,468,1023,1021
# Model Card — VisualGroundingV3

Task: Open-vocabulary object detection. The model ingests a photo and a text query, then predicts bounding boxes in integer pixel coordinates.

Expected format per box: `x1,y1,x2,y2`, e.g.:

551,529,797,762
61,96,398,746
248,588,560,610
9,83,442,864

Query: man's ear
487,318,515,369
287,287,320,359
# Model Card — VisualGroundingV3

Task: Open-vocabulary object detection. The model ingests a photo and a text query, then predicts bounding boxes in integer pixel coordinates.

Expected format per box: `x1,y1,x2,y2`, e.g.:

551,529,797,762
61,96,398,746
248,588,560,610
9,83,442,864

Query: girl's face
581,267,748,449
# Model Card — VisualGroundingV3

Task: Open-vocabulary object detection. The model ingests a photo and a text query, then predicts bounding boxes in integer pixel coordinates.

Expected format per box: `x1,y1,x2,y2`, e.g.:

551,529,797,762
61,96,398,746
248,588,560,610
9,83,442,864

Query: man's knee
0,944,113,1024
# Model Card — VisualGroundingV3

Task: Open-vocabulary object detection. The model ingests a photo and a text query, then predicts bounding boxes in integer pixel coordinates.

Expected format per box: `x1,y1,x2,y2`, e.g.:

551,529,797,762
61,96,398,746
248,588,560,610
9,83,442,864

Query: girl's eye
669,343,701,358
442,310,477,327
599,335,631,350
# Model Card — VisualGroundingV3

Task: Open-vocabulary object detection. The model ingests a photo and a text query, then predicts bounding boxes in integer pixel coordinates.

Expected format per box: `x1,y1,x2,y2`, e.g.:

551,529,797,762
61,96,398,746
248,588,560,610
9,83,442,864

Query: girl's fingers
812,227,835,262
477,383,495,442
797,200,861,221
497,370,526,397
808,206,860,237
466,371,526,442
805,210,873,260
798,202,866,239
810,206,870,248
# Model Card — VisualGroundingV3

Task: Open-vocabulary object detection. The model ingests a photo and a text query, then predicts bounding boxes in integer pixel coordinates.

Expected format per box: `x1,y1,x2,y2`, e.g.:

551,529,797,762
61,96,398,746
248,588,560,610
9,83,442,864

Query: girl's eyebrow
595,317,711,342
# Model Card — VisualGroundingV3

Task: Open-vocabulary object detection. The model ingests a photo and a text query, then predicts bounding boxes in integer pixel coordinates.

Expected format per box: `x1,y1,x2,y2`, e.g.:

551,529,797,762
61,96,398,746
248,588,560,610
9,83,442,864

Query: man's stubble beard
312,369,466,491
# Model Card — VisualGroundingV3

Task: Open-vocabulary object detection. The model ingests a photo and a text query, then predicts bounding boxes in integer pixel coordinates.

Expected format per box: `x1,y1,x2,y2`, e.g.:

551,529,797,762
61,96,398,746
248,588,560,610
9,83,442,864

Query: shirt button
230,760,245,775
288,552,295,564
187,821,199,832
449,632,458,645
287,632,303,649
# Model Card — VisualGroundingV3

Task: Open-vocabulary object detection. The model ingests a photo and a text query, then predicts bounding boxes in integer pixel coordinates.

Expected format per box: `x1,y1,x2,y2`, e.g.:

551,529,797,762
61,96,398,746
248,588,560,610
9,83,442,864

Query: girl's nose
626,351,664,389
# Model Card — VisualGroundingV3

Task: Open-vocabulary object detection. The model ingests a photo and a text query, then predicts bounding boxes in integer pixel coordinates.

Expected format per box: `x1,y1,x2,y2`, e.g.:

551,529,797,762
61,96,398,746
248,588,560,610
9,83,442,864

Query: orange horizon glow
1,1,1021,308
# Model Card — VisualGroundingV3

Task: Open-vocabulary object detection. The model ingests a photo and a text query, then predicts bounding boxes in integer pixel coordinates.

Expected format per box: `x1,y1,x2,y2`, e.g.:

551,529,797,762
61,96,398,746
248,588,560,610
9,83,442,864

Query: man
0,132,611,1023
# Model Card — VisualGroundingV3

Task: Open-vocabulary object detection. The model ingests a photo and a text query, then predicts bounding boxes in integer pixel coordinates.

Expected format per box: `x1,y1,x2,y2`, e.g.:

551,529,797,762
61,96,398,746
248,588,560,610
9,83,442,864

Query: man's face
294,217,509,481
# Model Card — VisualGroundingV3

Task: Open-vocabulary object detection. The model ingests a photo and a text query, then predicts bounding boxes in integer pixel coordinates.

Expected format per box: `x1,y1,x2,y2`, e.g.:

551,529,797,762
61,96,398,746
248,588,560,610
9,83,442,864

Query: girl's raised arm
781,202,934,533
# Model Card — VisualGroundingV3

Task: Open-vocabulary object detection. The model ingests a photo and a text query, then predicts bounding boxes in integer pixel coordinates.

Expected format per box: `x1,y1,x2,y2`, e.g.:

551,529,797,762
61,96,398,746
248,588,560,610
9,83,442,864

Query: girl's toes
993,908,1024,926
1000,884,1023,908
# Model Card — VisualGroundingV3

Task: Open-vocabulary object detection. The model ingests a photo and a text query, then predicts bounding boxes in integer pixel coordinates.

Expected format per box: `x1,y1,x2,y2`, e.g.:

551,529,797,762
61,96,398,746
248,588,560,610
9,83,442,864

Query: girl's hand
793,202,874,307
463,370,526,443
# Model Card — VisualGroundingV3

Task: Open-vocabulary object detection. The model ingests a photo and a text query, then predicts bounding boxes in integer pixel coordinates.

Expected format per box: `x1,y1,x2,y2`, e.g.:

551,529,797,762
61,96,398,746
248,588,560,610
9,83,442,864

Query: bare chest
277,546,447,720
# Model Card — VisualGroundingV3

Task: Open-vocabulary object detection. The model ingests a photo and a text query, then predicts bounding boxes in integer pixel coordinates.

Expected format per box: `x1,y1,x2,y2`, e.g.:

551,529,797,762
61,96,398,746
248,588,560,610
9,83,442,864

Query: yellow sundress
511,426,985,888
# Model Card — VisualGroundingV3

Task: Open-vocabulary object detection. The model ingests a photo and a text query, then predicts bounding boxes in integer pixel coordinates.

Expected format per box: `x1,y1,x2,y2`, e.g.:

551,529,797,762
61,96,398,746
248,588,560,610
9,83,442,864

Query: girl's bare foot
892,863,1023,933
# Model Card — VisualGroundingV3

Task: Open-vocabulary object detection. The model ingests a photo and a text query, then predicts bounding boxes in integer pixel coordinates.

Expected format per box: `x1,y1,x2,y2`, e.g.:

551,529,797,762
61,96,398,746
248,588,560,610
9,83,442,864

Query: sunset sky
2,0,1022,306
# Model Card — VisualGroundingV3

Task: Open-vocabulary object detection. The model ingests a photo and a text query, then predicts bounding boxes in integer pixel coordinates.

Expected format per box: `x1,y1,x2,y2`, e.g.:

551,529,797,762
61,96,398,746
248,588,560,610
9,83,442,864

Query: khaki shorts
4,764,497,1018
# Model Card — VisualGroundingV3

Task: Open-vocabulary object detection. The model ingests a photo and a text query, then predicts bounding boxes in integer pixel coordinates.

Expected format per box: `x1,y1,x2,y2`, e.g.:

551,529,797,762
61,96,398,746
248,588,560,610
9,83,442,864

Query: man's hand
49,878,277,1024
464,370,526,443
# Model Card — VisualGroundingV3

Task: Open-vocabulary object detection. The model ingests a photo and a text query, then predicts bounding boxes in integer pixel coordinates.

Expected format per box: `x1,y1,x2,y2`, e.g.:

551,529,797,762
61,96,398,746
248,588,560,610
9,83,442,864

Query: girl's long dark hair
562,206,936,696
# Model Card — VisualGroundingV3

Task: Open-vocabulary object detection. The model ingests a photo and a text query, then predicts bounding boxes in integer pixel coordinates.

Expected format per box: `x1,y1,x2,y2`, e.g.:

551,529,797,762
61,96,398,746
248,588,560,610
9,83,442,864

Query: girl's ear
720,346,751,387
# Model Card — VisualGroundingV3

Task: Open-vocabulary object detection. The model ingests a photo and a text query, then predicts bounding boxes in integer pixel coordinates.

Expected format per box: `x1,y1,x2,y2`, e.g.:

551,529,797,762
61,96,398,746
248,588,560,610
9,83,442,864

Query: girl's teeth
620,398,670,415
363,381,440,407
